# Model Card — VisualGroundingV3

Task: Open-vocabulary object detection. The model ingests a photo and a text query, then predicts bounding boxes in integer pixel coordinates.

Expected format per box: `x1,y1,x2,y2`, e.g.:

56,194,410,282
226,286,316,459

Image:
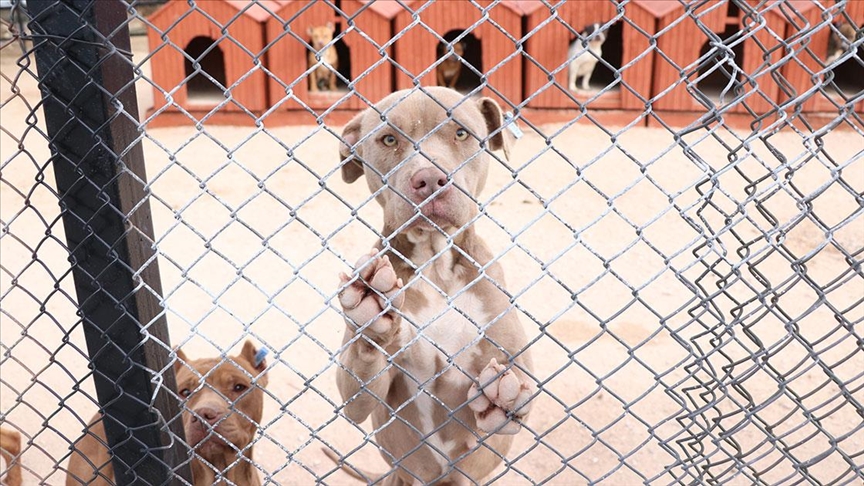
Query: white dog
567,23,607,92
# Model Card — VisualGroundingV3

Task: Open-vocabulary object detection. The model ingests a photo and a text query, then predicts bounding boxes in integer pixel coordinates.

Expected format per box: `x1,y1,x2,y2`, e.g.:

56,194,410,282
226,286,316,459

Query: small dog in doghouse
65,341,268,485
308,22,339,92
826,21,857,64
328,87,534,484
0,427,22,486
567,23,607,92
436,40,465,88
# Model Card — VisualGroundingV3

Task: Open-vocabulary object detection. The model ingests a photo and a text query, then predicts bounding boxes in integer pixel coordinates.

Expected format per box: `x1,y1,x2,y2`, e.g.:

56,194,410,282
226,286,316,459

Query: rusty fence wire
1,0,862,484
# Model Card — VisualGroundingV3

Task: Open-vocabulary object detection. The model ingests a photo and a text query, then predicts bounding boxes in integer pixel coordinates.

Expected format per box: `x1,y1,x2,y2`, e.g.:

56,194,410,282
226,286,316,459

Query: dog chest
390,289,490,470
568,43,603,75
404,283,488,360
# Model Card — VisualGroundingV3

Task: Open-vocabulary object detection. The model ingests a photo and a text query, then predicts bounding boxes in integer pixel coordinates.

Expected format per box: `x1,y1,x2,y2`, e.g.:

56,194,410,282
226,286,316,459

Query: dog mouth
185,422,251,454
406,199,460,230
187,425,226,449
392,174,475,232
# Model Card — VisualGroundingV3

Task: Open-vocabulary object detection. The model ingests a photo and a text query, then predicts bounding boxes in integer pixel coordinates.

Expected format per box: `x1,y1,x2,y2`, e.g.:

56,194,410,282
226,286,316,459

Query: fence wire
1,0,863,484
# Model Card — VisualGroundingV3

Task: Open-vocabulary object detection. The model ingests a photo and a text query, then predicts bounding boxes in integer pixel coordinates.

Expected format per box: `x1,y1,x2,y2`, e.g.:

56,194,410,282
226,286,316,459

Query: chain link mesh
1,0,862,484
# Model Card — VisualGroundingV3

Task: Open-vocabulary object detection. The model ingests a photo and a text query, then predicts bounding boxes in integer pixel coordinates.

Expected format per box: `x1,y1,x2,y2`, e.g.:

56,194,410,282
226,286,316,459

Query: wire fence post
26,0,192,483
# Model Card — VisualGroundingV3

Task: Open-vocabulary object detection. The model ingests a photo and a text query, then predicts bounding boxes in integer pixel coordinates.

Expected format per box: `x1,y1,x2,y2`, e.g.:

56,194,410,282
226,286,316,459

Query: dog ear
173,348,187,373
339,112,365,183
326,21,334,32
240,339,267,373
239,340,268,386
307,26,313,37
478,97,511,161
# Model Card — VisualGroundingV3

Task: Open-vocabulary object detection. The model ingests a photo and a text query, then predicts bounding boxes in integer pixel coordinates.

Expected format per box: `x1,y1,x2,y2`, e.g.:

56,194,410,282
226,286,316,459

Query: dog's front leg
309,61,319,92
447,71,460,89
581,70,592,91
335,250,405,424
327,52,338,91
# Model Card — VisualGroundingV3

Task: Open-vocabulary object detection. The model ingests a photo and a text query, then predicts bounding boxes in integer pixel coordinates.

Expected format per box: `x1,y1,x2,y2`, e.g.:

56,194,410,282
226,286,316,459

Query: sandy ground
1,35,863,485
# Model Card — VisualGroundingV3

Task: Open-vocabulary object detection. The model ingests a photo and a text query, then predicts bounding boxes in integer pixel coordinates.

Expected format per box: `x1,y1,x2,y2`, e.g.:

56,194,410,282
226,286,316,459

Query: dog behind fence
0,0,863,484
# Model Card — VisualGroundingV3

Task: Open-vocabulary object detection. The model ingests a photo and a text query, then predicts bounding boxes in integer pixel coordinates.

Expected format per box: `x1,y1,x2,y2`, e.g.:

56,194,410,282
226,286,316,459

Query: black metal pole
27,0,192,484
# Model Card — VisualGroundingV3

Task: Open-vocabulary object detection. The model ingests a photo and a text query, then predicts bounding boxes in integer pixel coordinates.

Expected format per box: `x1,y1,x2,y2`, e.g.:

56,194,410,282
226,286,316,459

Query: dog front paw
338,249,404,347
468,358,533,435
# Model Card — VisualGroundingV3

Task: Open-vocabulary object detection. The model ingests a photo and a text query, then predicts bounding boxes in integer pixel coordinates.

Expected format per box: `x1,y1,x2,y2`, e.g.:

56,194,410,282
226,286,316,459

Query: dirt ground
1,36,863,485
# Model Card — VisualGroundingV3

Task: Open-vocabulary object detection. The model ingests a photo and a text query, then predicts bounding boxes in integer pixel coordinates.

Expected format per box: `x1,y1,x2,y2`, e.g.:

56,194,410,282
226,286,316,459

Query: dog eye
179,388,191,398
455,128,469,141
381,134,397,147
233,384,248,393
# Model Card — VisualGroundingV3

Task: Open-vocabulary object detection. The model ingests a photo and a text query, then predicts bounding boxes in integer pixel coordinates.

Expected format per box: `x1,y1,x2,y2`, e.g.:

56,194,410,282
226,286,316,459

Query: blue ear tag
504,112,523,140
254,347,269,368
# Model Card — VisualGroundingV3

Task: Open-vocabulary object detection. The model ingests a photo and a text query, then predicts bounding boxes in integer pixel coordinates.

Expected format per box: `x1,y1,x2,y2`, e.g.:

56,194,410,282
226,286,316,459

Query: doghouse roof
519,0,681,19
149,0,287,25
629,0,685,19
392,0,530,17
224,0,290,22
777,0,835,15
507,1,553,16
268,0,402,19
636,0,828,24
355,0,404,19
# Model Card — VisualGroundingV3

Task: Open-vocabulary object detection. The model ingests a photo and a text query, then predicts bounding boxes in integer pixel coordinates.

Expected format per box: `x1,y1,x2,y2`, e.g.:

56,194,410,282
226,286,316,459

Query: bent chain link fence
1,0,863,484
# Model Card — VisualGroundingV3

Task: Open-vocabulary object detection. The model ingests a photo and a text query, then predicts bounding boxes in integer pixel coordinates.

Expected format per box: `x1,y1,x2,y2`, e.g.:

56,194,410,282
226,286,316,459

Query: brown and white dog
330,87,534,484
308,22,339,92
436,41,465,89
65,341,268,485
826,21,857,64
0,427,21,486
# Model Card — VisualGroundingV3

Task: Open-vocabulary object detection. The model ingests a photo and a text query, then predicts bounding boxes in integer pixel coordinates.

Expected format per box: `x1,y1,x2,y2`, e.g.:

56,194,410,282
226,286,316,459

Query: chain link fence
1,0,862,484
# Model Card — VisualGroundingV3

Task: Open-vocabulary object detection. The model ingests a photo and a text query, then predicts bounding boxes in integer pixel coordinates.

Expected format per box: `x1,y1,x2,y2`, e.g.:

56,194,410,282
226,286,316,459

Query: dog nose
410,168,449,200
193,406,223,425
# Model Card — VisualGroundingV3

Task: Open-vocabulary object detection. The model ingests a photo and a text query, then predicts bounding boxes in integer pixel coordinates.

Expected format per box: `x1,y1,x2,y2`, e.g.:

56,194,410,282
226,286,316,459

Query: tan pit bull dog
308,22,339,92
329,87,535,484
0,427,22,486
436,41,465,89
66,341,268,485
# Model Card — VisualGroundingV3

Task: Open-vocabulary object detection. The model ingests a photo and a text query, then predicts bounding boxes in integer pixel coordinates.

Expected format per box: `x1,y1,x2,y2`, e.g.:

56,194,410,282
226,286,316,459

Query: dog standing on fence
308,22,339,92
65,341,268,485
826,21,857,64
0,427,22,486
567,23,607,92
436,40,465,89
329,87,534,484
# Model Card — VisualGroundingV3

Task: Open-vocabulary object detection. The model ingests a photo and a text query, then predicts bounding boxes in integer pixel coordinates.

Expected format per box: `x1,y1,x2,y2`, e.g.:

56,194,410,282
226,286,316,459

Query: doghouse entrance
333,23,351,91
184,36,227,104
436,30,482,93
828,49,863,99
585,21,623,92
306,22,351,93
696,25,745,104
